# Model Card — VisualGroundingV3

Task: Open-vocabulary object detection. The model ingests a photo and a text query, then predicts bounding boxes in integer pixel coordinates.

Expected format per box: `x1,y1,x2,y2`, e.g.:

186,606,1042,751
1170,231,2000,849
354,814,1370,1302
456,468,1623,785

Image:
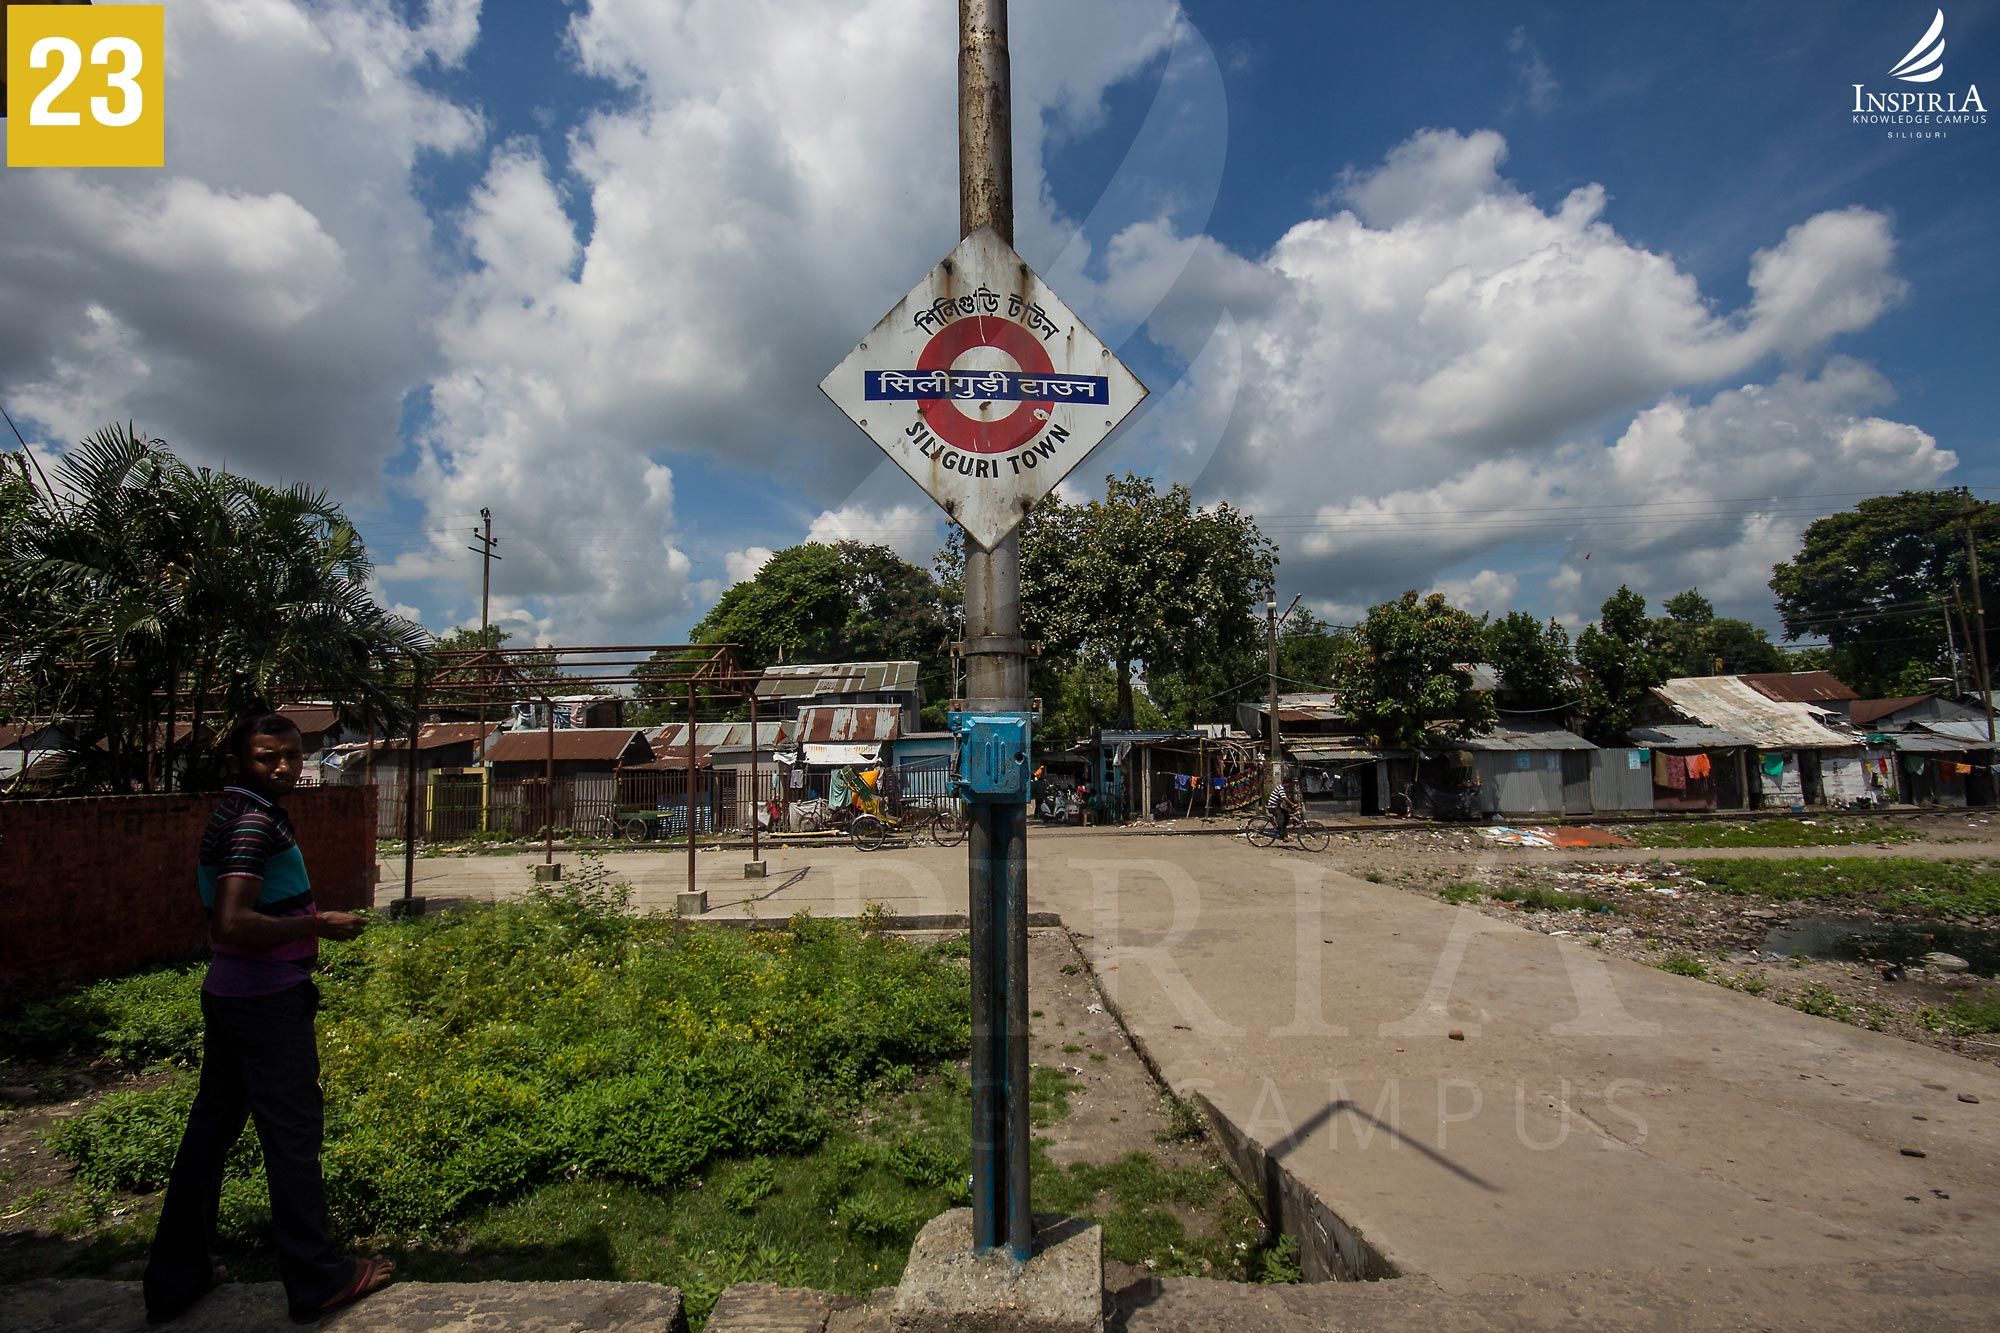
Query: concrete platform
0,1278,686,1331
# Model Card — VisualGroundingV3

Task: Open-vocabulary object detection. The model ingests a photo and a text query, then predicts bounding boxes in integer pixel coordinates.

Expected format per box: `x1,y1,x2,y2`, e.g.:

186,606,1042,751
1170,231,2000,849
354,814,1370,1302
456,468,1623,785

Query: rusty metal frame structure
403,643,765,909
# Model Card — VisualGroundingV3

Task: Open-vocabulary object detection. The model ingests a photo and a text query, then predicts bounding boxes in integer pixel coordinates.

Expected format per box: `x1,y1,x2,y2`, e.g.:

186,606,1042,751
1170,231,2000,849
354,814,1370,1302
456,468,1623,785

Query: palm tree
1,425,430,792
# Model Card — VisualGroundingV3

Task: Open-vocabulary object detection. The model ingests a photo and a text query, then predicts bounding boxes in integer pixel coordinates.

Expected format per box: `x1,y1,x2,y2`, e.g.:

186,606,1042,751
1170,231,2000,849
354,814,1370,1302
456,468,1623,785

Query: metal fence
353,766,981,843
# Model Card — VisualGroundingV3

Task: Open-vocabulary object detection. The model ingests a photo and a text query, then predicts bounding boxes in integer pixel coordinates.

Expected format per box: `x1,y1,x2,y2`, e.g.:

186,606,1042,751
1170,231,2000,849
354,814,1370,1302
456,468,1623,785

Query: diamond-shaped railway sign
820,228,1147,549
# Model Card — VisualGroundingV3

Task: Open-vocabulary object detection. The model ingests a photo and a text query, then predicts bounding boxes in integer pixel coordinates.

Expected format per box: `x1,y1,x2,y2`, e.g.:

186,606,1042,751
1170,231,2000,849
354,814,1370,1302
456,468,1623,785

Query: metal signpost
819,0,1145,1261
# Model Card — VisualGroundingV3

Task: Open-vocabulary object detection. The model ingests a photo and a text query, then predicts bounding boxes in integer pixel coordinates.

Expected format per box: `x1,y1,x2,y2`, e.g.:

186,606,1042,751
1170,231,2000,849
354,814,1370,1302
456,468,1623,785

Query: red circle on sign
917,317,1056,455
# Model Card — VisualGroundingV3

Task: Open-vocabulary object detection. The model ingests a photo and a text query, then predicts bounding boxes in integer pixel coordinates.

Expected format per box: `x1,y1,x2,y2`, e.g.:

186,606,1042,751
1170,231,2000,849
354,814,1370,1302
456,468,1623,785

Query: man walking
143,712,394,1324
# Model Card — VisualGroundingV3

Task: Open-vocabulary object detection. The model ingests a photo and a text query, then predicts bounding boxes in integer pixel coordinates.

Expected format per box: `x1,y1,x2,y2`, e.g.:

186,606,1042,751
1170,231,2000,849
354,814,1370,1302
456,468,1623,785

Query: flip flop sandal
291,1255,395,1324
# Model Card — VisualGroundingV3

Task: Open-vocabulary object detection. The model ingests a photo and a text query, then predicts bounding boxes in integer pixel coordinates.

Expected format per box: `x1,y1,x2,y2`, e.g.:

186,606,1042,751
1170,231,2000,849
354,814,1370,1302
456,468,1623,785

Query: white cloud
724,547,776,584
406,0,1178,640
805,503,940,566
1432,570,1519,617
0,0,481,495
1098,128,1931,629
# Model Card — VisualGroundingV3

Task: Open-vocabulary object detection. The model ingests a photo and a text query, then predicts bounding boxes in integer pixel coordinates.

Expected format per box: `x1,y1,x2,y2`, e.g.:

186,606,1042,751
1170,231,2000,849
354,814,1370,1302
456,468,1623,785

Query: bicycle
1242,805,1330,852
918,804,967,847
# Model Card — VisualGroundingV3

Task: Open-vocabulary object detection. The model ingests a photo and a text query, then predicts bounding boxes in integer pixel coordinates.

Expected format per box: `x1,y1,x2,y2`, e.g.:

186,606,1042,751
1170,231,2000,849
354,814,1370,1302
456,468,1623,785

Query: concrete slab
0,1278,686,1331
707,1281,835,1331
891,1211,1101,1333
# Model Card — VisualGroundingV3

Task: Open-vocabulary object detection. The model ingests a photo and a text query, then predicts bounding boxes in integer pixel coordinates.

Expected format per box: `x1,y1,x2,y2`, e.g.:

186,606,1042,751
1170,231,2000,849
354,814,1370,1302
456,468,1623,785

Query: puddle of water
1762,914,2000,976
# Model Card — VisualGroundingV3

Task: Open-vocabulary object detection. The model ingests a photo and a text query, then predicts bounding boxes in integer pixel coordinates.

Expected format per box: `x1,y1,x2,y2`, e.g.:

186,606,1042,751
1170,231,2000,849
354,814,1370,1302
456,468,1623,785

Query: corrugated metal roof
1457,723,1596,752
1626,723,1755,749
794,705,902,744
1881,732,1976,753
1919,720,2000,746
756,661,918,698
1653,677,1860,748
484,728,652,764
1849,696,1935,726
1287,743,1380,761
1738,671,1858,703
278,705,344,735
417,722,499,751
646,720,794,753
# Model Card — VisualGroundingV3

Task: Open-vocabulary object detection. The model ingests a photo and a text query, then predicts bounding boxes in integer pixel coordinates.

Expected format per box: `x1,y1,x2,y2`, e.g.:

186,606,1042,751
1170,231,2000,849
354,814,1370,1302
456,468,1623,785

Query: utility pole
1265,594,1298,795
1266,598,1280,792
958,0,1032,1263
468,508,500,640
1961,489,1996,743
469,508,502,832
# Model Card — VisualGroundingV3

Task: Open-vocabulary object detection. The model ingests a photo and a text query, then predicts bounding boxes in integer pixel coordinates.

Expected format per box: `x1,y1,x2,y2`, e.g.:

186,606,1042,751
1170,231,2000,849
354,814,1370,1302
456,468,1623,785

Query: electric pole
1266,598,1280,790
1960,489,1995,743
468,508,500,640
1265,594,1299,795
468,509,502,824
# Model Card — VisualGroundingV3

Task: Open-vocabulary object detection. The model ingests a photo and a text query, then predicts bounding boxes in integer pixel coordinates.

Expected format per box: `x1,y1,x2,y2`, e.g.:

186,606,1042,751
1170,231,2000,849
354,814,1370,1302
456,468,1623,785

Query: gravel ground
1320,811,2000,1063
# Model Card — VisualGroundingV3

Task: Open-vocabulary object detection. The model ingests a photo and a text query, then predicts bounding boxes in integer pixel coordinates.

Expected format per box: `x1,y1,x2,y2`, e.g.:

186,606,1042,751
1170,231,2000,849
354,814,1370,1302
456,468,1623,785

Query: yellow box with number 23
6,4,164,168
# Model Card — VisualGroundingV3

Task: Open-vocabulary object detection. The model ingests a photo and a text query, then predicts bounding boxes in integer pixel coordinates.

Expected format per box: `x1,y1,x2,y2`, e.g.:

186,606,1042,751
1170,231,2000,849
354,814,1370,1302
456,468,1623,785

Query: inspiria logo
1852,8,1985,139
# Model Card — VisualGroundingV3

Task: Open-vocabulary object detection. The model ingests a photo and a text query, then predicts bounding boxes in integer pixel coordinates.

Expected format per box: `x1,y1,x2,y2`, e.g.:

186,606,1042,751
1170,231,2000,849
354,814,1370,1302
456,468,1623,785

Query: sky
3,0,1997,651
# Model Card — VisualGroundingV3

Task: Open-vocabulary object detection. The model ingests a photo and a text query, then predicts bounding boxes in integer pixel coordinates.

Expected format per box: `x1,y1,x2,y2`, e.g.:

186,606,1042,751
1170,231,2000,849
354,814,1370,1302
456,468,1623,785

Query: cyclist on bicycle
1266,773,1298,841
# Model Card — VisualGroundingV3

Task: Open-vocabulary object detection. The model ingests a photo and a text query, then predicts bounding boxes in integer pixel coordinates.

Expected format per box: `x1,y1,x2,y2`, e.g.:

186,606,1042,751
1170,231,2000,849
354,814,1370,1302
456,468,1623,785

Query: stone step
704,1282,837,1332
0,1278,687,1332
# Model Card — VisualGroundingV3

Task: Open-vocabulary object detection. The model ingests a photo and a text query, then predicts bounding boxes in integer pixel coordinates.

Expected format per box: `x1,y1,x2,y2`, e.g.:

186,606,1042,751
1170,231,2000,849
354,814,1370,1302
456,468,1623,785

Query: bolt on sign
820,227,1147,549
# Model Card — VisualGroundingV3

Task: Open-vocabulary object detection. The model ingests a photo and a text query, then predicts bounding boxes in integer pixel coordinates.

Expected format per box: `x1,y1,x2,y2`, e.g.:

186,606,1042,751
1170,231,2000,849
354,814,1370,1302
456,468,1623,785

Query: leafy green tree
1279,608,1349,692
971,474,1277,727
1649,588,1784,679
1331,591,1494,749
1484,611,1574,714
1575,585,1665,744
1770,491,1997,696
2,425,427,791
678,540,951,717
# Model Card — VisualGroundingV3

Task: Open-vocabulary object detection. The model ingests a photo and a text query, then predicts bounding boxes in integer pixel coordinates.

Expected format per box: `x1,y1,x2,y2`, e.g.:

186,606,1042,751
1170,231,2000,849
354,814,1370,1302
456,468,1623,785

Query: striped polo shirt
198,787,319,997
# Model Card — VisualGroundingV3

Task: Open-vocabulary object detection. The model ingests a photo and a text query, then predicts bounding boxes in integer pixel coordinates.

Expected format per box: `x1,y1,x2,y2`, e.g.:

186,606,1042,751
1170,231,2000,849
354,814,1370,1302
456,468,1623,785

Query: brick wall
0,787,377,1003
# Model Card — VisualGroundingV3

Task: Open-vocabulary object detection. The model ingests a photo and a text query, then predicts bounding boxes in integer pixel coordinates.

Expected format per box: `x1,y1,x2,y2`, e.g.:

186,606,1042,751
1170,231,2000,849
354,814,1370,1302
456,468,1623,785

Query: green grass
1933,992,2000,1035
1488,885,1621,914
11,856,1285,1320
1438,882,1484,905
1684,857,2000,917
1626,819,1918,850
1791,984,1854,1021
1658,953,1708,979
33,856,971,1243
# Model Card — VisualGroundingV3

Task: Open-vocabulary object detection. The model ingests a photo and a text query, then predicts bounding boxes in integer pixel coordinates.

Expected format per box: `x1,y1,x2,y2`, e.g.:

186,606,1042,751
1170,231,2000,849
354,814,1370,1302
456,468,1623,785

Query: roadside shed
1650,677,1866,808
483,727,655,780
1456,722,1597,817
1624,723,1755,811
1286,741,1395,816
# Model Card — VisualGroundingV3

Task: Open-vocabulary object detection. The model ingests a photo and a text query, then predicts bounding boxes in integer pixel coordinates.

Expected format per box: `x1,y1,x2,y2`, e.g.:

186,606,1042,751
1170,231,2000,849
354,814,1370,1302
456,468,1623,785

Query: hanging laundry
1653,751,1672,786
1686,753,1712,781
1762,753,1788,779
1173,774,1191,792
1663,753,1689,790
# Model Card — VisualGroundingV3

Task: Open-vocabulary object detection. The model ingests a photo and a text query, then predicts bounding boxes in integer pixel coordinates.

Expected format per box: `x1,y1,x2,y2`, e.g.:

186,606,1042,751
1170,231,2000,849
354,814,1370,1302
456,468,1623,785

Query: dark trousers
144,982,353,1319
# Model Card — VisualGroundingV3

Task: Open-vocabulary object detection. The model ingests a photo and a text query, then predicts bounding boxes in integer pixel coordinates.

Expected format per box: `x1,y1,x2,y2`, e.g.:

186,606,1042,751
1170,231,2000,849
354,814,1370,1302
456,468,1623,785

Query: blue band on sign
865,369,1109,405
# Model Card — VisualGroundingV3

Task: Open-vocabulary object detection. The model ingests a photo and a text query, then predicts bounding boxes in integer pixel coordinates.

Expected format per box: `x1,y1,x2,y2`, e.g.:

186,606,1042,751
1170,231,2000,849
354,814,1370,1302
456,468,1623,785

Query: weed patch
1686,858,2000,917
1936,992,2000,1035
44,867,970,1240
1438,882,1483,904
1627,820,1917,850
1657,953,1708,979
1489,885,1620,914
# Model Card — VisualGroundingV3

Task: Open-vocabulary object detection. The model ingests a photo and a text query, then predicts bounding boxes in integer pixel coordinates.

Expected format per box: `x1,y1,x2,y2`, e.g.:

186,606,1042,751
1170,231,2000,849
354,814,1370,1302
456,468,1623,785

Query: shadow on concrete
1270,1099,1498,1193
